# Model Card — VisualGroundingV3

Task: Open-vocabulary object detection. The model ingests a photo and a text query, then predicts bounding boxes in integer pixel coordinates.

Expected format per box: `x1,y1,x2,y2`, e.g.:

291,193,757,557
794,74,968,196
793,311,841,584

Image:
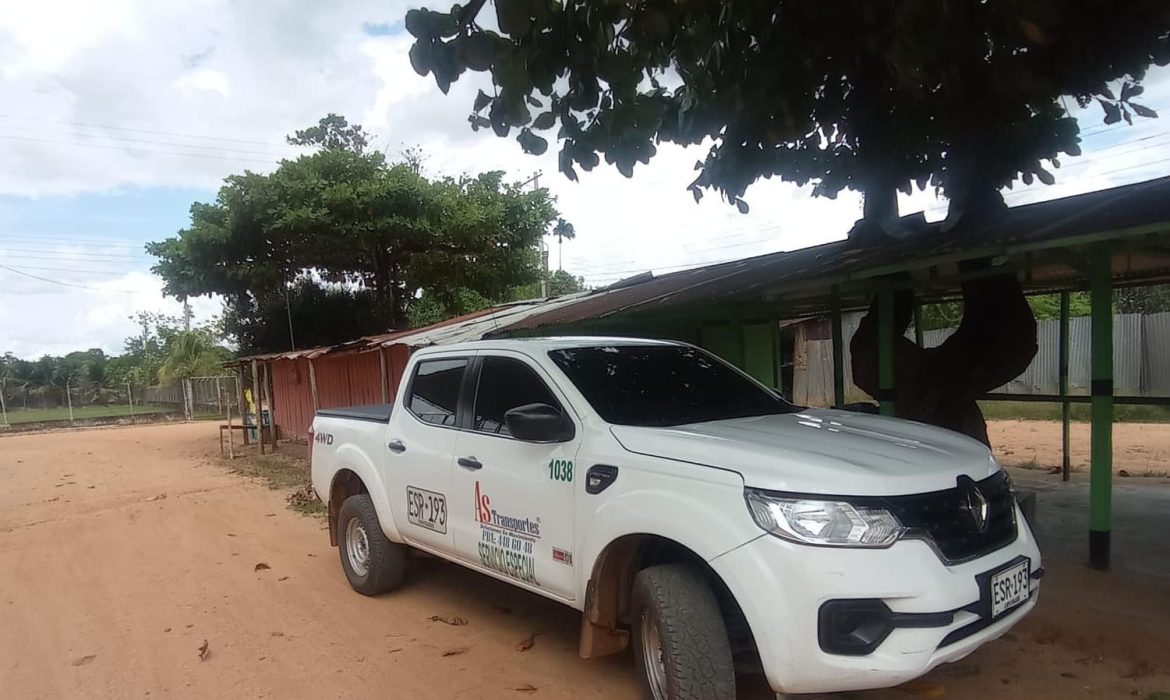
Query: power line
0,114,291,148
0,133,278,165
0,246,148,259
0,264,131,276
0,125,295,158
0,231,145,245
0,253,150,265
0,263,136,293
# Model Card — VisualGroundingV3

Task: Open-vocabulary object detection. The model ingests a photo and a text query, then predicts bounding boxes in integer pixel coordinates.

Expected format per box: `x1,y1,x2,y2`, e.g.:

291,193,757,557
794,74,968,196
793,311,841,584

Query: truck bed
315,403,393,423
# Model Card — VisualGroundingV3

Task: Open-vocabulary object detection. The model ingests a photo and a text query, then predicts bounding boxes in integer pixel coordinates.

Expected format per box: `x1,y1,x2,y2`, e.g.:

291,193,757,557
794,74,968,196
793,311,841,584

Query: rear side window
473,357,561,436
407,358,467,426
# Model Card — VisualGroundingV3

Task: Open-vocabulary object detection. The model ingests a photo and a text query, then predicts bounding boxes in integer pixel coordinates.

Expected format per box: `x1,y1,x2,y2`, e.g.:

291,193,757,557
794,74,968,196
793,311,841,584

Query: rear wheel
631,564,736,700
337,494,405,595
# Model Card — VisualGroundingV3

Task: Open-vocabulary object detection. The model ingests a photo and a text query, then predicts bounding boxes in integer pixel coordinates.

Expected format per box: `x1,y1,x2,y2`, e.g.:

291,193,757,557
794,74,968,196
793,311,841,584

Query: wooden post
127,381,135,422
877,289,896,417
226,387,235,460
0,379,8,427
66,379,75,425
234,367,246,427
379,348,390,403
1088,247,1113,570
250,359,264,456
830,286,845,408
308,358,320,413
1059,291,1071,482
262,361,275,450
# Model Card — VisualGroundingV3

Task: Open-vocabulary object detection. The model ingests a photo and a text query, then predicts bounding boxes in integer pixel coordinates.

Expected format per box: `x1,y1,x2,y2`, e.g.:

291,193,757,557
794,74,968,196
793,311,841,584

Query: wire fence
0,375,240,431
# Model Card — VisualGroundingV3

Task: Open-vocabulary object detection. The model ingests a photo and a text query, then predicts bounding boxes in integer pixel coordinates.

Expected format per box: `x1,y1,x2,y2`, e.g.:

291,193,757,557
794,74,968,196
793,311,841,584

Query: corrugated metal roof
228,293,594,364
496,175,1170,334
230,175,1170,364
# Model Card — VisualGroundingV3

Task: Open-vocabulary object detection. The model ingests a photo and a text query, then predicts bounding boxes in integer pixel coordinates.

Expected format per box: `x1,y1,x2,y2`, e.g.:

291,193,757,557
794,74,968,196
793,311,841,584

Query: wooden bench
219,424,273,453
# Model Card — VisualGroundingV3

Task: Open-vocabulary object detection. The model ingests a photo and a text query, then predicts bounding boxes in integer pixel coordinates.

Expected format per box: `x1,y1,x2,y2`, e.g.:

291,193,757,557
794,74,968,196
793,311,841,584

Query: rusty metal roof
495,175,1170,334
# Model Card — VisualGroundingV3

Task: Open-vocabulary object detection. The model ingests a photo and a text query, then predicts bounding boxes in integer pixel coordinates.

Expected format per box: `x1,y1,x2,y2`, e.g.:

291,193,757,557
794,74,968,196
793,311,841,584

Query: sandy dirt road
989,419,1170,476
1,422,1168,699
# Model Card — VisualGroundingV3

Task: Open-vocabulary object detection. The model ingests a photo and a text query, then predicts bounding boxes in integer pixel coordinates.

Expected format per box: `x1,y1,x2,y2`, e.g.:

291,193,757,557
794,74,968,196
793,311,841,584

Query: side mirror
504,403,571,442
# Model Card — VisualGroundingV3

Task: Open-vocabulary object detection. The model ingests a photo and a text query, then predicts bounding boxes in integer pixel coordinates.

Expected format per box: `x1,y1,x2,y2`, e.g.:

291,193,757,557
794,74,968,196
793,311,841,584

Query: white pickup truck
309,337,1041,699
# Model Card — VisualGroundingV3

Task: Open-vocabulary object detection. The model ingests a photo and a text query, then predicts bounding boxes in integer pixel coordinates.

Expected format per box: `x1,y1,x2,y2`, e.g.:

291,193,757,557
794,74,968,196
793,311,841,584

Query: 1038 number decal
548,459,573,482
406,486,447,534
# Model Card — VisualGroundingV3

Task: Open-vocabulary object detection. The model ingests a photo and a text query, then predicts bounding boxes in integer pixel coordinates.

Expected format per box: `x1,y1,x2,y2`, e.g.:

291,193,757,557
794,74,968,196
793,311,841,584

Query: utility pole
519,171,550,298
182,298,192,331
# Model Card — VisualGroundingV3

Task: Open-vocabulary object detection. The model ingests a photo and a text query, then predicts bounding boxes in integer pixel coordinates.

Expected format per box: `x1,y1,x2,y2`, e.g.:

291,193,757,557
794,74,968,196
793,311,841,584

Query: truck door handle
457,456,483,470
388,439,406,453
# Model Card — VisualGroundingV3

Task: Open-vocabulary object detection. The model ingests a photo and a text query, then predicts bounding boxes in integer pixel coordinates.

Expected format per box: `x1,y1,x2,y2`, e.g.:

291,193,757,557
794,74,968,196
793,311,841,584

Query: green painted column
1059,291,1071,482
830,286,845,407
1089,249,1113,571
878,289,895,416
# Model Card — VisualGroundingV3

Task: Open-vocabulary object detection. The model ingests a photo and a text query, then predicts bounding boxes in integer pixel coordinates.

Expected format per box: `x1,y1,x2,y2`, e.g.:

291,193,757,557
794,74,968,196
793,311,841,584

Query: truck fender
575,485,757,603
330,442,404,544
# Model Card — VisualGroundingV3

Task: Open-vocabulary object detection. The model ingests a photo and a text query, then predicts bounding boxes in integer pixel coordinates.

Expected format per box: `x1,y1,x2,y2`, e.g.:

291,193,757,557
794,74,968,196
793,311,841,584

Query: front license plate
990,559,1030,618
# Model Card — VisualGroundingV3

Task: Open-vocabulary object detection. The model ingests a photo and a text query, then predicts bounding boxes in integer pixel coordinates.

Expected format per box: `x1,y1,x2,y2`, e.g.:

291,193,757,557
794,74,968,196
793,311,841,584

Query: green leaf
517,129,548,155
1036,167,1055,186
474,90,492,113
1131,103,1158,118
735,198,749,214
1022,171,1034,185
1100,99,1121,125
496,0,532,35
533,111,556,130
458,32,495,71
526,95,543,108
409,41,433,77
404,9,432,39
1066,142,1082,157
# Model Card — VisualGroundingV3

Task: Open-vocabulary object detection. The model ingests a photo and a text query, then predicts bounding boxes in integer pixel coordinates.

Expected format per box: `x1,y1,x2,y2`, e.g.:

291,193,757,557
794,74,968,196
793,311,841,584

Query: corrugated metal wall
797,312,1170,407
267,346,415,440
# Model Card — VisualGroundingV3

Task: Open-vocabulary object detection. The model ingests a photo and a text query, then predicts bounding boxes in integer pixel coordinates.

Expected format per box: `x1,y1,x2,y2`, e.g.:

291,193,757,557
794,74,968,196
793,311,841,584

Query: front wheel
337,494,405,595
631,564,736,700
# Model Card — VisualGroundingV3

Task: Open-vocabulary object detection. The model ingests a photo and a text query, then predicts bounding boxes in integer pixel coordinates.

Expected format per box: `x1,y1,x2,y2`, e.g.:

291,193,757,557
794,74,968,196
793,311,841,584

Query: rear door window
407,358,468,426
473,356,562,436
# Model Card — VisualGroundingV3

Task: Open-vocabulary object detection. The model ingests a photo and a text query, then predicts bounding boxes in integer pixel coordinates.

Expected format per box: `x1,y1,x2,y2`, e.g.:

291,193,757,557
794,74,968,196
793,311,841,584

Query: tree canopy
148,115,559,353
407,1,1169,233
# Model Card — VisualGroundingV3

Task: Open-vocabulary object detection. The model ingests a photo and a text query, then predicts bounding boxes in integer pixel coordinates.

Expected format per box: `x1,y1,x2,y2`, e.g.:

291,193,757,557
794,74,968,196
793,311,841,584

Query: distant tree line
0,313,229,409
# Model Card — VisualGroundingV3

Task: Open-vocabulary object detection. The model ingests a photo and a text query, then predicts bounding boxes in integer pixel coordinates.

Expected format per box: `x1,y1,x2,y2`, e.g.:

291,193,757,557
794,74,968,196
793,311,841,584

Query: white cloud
0,1,1168,357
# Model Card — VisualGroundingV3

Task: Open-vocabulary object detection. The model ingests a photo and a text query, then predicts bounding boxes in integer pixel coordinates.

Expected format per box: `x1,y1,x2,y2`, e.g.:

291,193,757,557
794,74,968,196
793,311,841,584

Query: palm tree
158,332,229,386
552,218,575,271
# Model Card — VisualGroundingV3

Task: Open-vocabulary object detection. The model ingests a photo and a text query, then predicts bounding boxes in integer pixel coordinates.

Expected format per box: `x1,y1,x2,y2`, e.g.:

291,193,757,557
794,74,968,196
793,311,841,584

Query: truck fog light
818,600,894,655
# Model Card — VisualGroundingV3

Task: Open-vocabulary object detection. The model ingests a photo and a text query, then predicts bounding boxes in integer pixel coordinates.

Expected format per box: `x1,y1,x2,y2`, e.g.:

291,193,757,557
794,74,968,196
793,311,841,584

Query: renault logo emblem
958,477,989,533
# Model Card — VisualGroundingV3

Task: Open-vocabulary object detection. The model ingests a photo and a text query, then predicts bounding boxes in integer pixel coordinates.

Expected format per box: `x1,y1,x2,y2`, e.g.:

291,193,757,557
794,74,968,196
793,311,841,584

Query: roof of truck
412,336,684,354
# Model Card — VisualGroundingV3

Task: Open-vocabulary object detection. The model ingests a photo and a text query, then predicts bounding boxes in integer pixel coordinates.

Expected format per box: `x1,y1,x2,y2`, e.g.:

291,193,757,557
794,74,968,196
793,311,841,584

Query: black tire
630,564,736,700
337,494,405,596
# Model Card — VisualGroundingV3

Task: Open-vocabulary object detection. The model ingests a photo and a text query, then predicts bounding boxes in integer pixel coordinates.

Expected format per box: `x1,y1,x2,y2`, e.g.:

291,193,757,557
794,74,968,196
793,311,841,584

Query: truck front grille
884,471,1018,564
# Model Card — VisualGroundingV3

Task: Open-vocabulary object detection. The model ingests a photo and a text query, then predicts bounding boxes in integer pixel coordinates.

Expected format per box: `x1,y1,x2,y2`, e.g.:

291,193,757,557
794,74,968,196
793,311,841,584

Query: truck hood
609,409,999,496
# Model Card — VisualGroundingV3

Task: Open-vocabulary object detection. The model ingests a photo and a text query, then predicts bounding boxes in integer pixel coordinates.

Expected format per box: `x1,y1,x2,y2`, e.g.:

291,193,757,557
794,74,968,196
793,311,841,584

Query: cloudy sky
1,1,1168,358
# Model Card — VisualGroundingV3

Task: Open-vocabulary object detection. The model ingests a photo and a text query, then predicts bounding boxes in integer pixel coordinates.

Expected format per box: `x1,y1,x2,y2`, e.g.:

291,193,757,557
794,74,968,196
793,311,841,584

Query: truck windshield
548,345,800,427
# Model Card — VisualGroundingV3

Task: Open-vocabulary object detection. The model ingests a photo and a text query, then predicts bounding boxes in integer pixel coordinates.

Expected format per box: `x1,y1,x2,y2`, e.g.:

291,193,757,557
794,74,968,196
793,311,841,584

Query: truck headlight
745,490,904,547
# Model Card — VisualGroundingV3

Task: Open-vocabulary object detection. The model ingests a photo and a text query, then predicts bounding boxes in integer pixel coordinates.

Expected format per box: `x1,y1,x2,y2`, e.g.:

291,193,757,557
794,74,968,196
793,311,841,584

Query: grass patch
226,451,325,516
2,404,172,425
980,401,1170,423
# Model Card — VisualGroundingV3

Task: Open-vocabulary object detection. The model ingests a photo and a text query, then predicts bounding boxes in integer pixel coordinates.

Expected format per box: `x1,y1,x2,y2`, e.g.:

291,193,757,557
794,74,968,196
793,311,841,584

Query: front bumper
709,505,1042,695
